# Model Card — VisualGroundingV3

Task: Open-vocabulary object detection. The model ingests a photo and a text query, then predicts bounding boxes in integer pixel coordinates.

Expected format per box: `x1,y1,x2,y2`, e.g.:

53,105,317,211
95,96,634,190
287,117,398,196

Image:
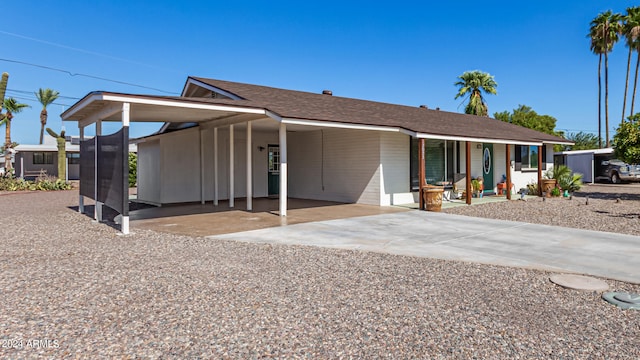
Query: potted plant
557,172,584,197
542,165,571,197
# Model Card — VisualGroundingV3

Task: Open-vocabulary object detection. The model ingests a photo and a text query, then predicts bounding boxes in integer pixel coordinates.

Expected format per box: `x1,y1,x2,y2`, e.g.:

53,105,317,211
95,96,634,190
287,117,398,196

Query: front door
267,145,280,196
482,143,494,193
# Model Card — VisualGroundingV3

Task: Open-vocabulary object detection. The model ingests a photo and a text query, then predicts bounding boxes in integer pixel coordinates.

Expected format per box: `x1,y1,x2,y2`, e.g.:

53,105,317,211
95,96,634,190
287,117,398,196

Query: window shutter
514,145,522,171
541,145,547,170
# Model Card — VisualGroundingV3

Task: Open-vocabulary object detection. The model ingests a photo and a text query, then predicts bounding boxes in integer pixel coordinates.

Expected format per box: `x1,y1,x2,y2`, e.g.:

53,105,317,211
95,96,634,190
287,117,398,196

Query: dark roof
190,77,571,145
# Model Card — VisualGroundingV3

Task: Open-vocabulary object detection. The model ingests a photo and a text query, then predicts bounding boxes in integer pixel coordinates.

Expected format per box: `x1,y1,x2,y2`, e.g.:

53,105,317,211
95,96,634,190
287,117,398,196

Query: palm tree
35,88,60,145
589,25,605,148
590,10,622,147
1,98,29,171
622,7,640,121
454,70,497,116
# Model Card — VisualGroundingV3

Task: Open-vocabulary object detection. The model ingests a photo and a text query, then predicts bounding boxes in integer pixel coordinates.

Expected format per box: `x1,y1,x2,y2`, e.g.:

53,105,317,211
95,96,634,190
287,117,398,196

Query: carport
61,92,293,234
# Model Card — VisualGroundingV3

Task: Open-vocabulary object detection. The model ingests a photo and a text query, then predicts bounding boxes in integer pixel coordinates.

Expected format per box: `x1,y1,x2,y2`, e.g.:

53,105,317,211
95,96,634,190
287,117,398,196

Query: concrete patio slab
210,211,640,284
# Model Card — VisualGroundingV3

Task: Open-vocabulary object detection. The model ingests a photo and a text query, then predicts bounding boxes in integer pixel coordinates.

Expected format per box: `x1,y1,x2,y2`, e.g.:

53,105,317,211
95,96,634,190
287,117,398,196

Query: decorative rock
549,274,609,292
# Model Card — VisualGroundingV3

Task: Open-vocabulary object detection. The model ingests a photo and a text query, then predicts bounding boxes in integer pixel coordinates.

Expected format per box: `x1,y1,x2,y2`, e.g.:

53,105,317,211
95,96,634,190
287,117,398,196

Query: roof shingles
191,77,570,145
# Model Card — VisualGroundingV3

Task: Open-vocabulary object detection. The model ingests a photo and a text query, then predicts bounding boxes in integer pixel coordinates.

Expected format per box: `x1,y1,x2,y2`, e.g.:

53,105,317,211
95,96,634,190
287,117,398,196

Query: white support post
121,103,130,235
79,126,84,213
200,129,205,204
229,124,234,208
214,127,219,206
246,121,253,211
279,123,287,217
95,120,102,222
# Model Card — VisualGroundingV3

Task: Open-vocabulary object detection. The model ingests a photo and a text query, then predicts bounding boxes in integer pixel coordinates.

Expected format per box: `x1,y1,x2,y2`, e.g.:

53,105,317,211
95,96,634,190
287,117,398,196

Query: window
33,152,54,165
410,138,456,190
67,153,80,165
521,145,538,169
515,145,546,171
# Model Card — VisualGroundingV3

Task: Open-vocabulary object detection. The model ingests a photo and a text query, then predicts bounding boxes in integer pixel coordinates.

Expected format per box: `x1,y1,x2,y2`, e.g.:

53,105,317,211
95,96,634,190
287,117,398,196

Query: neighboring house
14,135,136,180
62,77,571,216
14,135,81,180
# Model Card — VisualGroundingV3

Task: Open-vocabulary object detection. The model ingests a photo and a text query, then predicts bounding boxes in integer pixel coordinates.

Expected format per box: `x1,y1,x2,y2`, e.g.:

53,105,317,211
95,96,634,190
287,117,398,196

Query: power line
0,58,178,94
7,88,80,100
2,95,72,107
0,30,178,73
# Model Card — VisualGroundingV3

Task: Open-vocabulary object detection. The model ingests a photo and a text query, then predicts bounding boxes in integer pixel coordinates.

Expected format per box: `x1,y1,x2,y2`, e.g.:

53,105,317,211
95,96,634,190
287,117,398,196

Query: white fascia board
101,94,266,114
265,110,283,122
61,93,105,120
79,102,123,128
281,118,402,132
181,78,243,99
555,147,613,155
417,132,542,146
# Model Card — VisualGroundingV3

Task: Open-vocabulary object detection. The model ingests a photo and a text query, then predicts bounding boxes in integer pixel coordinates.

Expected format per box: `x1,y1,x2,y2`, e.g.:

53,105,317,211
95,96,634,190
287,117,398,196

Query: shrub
0,172,71,191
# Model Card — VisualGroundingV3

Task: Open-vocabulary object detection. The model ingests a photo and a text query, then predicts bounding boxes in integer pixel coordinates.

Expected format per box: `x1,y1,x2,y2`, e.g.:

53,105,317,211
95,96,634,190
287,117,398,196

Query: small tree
46,128,66,181
613,113,640,164
128,152,137,187
35,88,60,145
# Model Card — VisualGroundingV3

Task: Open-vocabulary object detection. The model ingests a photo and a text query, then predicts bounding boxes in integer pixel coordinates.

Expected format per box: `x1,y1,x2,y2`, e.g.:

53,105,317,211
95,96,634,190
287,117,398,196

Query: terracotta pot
422,186,444,212
540,179,557,197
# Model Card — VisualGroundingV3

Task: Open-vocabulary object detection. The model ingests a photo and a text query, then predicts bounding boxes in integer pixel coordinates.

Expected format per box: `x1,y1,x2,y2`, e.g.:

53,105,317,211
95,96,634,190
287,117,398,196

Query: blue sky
2,1,638,144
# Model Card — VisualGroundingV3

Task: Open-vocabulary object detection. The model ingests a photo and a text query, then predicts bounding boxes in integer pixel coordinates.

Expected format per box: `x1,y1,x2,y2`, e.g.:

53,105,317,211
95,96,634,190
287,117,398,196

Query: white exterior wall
509,144,554,192
492,144,507,193
136,126,276,205
289,128,381,205
380,132,411,205
160,128,202,203
137,139,161,203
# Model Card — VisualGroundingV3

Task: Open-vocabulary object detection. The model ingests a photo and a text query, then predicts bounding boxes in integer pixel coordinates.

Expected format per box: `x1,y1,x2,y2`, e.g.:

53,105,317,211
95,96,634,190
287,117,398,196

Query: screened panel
79,137,96,198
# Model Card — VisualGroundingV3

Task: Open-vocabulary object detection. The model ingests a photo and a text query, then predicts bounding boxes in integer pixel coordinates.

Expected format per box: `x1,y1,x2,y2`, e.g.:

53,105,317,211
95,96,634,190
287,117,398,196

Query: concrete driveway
210,211,640,284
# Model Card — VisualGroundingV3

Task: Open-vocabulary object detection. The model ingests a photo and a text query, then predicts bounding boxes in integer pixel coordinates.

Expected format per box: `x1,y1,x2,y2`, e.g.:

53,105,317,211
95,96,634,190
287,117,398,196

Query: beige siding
289,129,381,205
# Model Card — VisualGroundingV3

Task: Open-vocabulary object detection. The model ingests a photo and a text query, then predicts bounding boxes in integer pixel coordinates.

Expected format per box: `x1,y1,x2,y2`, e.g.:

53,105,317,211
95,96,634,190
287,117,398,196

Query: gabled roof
188,77,572,145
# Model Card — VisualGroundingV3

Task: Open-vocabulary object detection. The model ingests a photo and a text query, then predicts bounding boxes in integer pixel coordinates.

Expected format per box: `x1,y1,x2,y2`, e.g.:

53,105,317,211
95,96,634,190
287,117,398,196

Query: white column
214,127,219,206
95,120,103,222
229,124,234,208
200,129,205,204
279,123,287,217
246,122,253,211
121,103,130,235
79,126,85,213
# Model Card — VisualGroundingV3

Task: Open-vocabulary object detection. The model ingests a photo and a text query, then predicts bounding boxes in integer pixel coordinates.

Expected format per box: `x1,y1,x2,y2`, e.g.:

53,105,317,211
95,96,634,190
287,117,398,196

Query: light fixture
258,146,265,152
476,144,482,149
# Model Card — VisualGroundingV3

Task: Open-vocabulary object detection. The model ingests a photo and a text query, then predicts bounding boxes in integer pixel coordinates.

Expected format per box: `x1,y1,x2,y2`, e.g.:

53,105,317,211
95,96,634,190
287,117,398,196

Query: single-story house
61,76,571,234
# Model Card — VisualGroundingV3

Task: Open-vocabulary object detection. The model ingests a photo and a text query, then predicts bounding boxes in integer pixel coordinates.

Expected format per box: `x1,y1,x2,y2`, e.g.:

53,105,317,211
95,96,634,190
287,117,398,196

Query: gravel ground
1,190,639,358
443,183,640,236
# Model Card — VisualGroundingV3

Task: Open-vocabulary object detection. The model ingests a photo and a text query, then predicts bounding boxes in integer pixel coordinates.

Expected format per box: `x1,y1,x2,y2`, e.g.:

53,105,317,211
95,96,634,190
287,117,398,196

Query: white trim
279,123,287,217
214,127,219,206
265,110,283,122
229,124,234,208
281,118,402,132
200,129,205,205
63,93,104,119
555,147,613,156
121,216,129,235
122,103,130,127
79,103,122,128
246,121,252,211
417,132,542,146
102,94,264,114
182,78,243,100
